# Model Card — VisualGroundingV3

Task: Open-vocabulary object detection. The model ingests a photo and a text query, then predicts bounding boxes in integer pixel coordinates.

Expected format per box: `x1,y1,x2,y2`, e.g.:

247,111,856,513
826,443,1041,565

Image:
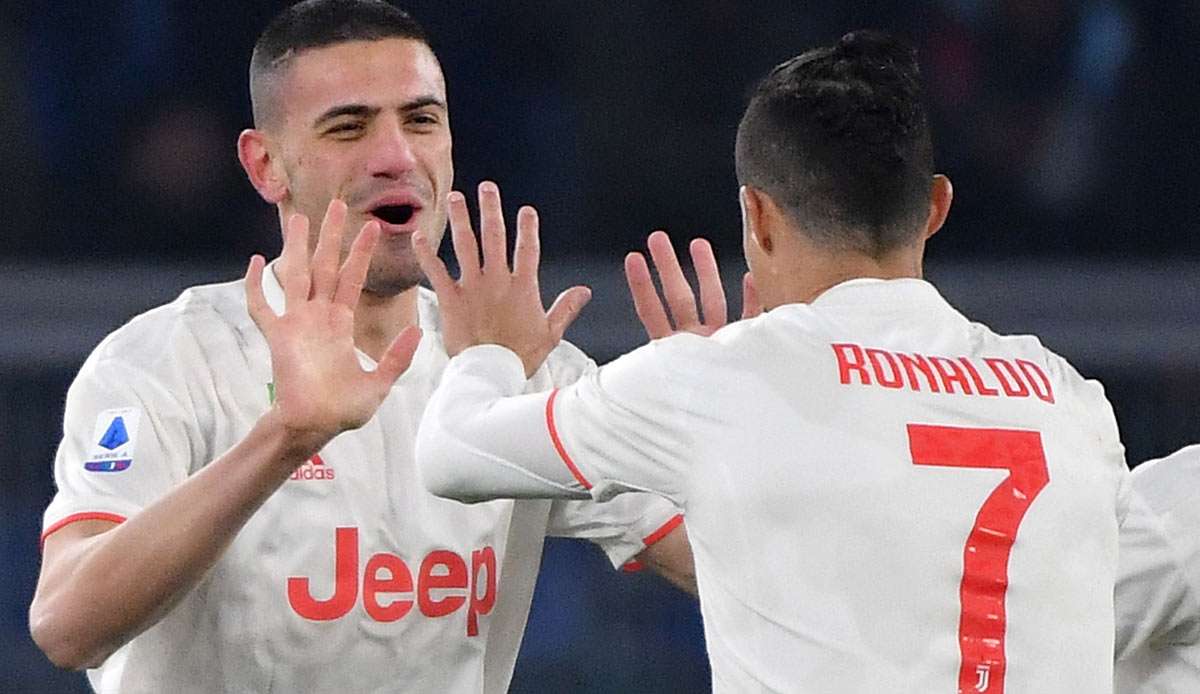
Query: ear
739,185,774,255
923,174,953,240
237,129,288,204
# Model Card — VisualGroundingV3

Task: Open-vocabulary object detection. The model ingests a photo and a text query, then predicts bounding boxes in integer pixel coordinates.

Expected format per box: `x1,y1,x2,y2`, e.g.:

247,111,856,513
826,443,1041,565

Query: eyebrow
312,95,446,129
313,104,378,129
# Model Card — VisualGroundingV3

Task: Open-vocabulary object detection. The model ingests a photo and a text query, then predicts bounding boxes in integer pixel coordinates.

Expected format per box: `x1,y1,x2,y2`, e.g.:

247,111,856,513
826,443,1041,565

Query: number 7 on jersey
907,424,1049,694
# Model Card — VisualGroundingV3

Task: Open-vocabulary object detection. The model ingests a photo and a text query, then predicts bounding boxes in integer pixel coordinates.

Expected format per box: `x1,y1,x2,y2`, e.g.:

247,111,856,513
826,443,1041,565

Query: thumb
546,285,593,342
372,326,423,387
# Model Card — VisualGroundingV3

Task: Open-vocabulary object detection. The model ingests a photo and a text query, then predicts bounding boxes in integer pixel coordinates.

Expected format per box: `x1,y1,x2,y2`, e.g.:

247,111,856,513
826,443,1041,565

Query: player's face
275,38,453,296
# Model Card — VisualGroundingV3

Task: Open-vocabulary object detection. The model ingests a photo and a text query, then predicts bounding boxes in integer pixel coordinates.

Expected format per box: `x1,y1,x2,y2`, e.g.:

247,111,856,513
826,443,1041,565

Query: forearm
637,524,698,597
417,345,588,502
31,410,320,668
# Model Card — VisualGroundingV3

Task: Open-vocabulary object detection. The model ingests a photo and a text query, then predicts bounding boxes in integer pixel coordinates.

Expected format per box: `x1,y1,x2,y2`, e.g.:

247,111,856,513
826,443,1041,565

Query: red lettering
418,550,468,617
467,547,497,637
958,358,999,397
287,529,495,635
832,343,870,385
929,356,973,395
1016,360,1055,404
866,348,904,388
363,553,415,622
288,526,359,621
897,353,940,393
984,358,1030,398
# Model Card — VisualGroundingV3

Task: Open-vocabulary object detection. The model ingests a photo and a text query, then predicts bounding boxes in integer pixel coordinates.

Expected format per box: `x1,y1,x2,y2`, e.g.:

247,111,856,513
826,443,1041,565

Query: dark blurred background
2,1,1199,691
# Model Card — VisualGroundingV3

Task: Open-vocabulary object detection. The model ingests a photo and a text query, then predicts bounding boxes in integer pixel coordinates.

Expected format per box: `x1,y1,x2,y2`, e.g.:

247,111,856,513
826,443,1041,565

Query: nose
366,115,418,180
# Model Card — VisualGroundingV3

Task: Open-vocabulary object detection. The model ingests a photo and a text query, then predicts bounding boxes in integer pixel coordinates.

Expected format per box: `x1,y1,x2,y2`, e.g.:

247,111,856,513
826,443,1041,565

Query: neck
762,243,925,308
354,286,420,362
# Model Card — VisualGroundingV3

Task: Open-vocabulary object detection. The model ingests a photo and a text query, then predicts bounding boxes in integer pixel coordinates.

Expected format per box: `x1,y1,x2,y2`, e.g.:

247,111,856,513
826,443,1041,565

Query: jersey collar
808,277,955,313
260,261,444,371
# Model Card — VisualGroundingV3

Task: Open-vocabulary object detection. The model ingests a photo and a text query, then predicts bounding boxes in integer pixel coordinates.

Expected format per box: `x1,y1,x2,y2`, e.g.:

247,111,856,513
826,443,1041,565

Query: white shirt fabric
417,277,1131,693
1115,445,1200,693
42,266,681,694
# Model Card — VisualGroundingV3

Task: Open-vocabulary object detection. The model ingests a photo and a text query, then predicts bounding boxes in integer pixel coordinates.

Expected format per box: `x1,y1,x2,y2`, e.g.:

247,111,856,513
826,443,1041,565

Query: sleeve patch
83,407,141,473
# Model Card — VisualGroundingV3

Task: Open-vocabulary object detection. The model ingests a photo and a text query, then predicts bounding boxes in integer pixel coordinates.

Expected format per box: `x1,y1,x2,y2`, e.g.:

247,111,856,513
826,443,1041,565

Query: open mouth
371,204,417,226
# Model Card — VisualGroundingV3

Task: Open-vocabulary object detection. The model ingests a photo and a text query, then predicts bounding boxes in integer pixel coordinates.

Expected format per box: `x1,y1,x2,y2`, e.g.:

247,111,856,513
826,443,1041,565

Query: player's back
671,278,1127,693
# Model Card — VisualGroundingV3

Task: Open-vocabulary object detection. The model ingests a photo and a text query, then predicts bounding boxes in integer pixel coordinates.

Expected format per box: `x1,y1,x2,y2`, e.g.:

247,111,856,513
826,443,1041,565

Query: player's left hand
411,181,592,377
624,230,763,340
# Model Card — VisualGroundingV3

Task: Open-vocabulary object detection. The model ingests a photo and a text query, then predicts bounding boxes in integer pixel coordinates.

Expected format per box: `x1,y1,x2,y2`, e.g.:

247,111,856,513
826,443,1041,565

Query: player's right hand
624,230,763,340
244,199,421,460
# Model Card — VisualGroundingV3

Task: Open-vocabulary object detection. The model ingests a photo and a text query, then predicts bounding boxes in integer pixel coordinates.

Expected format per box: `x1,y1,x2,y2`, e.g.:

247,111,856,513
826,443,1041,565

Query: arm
635,523,698,596
32,412,325,668
29,201,420,669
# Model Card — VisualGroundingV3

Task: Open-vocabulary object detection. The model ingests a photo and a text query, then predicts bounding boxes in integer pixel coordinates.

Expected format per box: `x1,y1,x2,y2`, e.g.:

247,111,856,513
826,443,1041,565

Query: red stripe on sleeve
545,389,592,490
41,512,127,549
621,514,686,572
642,513,684,547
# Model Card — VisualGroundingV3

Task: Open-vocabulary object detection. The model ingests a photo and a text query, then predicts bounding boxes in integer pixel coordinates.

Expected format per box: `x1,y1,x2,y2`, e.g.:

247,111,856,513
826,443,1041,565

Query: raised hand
245,199,421,458
411,181,591,377
624,230,763,340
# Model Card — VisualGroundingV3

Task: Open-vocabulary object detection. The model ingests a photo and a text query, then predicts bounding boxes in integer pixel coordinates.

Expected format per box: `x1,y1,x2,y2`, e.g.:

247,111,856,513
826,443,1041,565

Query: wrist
253,408,335,472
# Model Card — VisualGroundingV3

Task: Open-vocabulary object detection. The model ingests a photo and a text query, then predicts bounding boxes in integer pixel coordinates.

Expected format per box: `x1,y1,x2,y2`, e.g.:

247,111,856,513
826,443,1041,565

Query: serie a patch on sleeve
83,408,141,472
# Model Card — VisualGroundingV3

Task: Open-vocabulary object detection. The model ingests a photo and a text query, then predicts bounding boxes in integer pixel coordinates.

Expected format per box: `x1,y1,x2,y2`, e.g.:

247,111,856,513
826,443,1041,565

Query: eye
325,122,364,137
408,112,441,127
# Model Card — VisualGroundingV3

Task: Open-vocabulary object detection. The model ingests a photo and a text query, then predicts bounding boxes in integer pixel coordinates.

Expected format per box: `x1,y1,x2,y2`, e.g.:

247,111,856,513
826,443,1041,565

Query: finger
512,205,540,282
411,230,457,297
477,181,508,273
310,199,348,300
447,191,480,281
280,214,312,307
623,252,673,339
741,271,764,319
646,231,700,328
372,326,423,387
546,285,593,343
332,221,380,307
244,254,274,333
690,238,727,328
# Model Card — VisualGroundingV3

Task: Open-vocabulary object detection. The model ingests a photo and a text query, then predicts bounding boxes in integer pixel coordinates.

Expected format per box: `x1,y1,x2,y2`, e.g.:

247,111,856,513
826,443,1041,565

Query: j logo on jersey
83,408,141,472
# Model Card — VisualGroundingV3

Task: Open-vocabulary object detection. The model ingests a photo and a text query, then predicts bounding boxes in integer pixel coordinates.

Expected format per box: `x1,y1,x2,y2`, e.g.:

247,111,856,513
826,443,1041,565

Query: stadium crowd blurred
4,2,1197,264
2,2,1198,691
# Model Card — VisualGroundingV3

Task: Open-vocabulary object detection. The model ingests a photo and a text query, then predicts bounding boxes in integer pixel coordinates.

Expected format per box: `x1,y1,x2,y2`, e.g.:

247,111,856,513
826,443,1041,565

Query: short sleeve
42,355,198,543
546,492,683,569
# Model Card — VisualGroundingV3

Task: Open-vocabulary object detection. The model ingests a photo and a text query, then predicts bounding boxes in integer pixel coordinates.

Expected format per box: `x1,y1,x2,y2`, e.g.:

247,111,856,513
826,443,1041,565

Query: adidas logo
290,453,336,481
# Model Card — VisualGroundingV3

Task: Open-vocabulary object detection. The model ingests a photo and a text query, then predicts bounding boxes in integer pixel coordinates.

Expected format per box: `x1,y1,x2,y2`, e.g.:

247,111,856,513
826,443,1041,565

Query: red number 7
907,424,1050,694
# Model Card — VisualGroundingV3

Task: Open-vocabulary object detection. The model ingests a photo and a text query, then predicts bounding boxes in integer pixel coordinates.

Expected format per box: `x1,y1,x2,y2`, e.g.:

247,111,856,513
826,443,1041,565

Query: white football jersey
419,278,1131,693
1115,445,1200,693
42,266,681,694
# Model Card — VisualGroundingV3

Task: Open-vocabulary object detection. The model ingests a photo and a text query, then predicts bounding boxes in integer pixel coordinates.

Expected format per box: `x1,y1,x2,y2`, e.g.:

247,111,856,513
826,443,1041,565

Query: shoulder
81,278,254,385
1133,446,1200,505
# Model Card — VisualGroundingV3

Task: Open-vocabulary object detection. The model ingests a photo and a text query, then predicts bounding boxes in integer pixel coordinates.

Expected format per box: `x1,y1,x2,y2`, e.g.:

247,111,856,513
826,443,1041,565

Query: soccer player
413,30,1132,692
28,2,690,691
1115,446,1200,692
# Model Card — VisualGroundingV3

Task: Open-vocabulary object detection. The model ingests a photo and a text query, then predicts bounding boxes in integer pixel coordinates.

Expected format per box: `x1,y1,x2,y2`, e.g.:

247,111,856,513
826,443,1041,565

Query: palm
411,182,591,377
624,230,763,340
245,200,421,454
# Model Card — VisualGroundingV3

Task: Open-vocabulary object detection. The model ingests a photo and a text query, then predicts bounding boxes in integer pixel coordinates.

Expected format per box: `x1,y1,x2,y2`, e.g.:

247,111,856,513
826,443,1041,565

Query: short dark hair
250,0,431,128
735,30,934,255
